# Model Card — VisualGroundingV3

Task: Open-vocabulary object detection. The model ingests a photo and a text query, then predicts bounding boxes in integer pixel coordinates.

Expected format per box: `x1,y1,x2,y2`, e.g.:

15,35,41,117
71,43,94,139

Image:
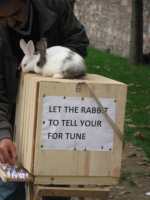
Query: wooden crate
15,73,127,186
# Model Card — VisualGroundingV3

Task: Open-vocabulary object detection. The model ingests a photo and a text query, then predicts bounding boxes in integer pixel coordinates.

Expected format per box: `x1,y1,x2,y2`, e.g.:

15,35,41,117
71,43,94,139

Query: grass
85,48,150,158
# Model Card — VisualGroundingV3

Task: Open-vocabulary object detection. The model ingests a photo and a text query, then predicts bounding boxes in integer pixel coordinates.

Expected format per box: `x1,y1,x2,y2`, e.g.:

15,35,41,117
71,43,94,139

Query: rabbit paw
22,67,30,73
34,66,42,74
53,73,64,79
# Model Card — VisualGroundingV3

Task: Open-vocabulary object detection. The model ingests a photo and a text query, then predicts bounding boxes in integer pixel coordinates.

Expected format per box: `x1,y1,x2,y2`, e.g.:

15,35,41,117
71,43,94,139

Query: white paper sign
40,96,116,151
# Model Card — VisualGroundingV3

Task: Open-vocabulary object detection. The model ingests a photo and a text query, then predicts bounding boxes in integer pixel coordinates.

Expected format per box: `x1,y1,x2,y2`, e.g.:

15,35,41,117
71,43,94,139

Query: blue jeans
0,180,70,200
0,180,25,200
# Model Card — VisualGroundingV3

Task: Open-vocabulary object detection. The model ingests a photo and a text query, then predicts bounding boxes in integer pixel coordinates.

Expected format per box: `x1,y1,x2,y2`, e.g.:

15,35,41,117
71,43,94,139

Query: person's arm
0,33,16,165
0,39,12,140
0,72,16,165
54,0,89,57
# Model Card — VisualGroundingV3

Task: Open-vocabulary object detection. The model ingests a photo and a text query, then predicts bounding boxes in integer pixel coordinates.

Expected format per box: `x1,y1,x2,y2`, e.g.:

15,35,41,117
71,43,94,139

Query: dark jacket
0,0,89,140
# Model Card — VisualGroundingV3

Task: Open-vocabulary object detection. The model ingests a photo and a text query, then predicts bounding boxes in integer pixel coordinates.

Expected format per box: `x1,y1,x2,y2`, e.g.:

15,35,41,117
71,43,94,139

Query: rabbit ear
27,40,35,56
36,38,47,53
35,38,47,67
20,39,29,55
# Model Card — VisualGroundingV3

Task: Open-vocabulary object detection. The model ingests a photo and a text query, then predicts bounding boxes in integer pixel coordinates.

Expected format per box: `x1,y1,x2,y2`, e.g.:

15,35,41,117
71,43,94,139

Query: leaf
145,105,150,110
145,192,150,196
128,153,137,158
134,132,145,140
128,83,135,87
127,124,137,128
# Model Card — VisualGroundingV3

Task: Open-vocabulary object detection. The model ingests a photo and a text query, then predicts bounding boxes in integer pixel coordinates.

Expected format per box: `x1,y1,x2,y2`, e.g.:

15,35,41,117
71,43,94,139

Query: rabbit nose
18,65,21,70
18,62,22,70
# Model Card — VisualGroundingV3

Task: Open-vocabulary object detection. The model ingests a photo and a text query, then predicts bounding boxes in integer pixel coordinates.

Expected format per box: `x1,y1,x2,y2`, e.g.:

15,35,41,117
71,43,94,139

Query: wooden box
15,73,127,186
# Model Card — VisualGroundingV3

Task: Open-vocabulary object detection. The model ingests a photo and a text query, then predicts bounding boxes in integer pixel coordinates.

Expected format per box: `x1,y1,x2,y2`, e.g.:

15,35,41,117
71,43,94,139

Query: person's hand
0,138,17,165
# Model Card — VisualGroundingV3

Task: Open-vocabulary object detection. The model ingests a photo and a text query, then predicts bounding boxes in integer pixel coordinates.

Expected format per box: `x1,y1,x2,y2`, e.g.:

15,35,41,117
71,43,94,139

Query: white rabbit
19,38,86,79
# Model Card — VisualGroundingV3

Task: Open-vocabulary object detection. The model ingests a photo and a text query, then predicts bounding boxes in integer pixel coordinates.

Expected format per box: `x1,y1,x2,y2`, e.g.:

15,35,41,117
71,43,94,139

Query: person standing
0,0,89,199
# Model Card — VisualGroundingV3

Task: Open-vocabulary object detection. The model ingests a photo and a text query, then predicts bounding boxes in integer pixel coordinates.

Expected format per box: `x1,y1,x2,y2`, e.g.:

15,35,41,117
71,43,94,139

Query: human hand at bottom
0,138,17,165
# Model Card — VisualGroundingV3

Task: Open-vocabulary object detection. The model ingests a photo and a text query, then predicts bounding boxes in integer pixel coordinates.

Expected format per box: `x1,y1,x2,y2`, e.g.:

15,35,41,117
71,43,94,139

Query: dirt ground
108,143,150,200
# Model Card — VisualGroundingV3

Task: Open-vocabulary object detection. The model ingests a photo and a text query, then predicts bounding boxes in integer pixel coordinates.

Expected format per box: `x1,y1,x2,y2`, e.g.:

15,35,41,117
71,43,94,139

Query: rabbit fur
19,38,86,79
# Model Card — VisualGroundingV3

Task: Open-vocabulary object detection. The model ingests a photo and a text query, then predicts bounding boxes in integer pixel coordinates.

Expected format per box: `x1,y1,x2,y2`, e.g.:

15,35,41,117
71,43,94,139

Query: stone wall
74,0,150,57
143,0,150,54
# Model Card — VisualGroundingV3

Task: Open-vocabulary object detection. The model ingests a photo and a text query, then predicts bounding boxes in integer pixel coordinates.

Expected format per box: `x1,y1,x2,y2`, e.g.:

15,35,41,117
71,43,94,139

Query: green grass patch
85,48,150,158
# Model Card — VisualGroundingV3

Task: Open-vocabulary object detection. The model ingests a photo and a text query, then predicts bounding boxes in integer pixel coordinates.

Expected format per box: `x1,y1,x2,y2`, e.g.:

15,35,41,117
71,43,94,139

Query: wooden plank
34,176,118,186
33,186,110,199
15,74,40,173
23,75,30,169
23,75,29,170
14,75,22,160
15,73,26,164
26,183,34,200
19,73,126,85
110,84,127,177
24,75,39,173
26,77,39,172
